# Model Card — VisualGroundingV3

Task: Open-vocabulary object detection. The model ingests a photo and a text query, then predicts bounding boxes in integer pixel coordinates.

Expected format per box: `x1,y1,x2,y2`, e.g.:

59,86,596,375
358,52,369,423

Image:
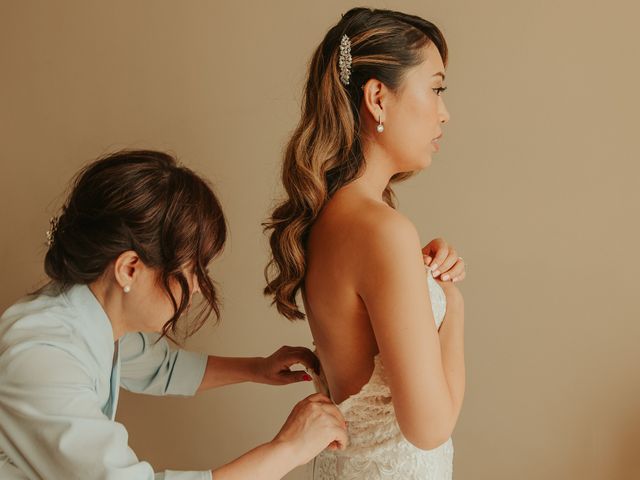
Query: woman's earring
376,115,384,133
123,285,131,293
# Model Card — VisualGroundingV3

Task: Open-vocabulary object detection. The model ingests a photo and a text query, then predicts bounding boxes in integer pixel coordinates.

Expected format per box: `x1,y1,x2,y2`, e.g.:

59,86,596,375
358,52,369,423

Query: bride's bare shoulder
318,193,421,254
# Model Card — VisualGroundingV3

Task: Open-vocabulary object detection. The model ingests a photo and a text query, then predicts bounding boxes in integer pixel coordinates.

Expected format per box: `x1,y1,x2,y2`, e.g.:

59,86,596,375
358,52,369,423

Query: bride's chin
415,157,432,171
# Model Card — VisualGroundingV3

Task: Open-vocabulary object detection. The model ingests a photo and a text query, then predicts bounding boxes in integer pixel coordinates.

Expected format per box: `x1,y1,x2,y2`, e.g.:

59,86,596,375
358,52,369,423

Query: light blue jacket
0,283,212,479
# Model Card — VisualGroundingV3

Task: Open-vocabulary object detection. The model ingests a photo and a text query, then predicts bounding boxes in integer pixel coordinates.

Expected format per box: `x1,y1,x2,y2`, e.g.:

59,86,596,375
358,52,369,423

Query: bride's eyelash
433,86,448,96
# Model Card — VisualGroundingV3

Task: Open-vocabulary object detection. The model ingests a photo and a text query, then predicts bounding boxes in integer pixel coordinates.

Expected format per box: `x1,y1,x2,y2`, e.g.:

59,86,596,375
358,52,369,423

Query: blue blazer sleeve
0,342,211,480
119,332,208,396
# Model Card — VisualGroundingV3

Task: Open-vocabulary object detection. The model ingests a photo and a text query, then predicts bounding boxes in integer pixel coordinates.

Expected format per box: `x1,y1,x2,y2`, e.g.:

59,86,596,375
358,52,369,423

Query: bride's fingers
452,270,466,283
421,237,446,258
441,257,465,282
426,246,450,275
431,248,458,278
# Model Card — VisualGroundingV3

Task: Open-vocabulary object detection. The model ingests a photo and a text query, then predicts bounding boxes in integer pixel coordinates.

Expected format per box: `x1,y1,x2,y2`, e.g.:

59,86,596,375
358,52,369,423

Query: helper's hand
272,393,349,466
255,345,321,385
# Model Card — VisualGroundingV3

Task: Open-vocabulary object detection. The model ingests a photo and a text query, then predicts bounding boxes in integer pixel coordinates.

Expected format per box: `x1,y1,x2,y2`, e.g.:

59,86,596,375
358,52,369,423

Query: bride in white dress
263,7,466,480
308,268,455,479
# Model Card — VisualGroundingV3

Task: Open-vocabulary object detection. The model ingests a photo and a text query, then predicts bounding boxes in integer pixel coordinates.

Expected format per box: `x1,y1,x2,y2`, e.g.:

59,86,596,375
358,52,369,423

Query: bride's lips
431,133,443,152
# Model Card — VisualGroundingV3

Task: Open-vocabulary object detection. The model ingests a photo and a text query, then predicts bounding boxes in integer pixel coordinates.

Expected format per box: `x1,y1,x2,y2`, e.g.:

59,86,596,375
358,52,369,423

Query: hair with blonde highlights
263,7,448,320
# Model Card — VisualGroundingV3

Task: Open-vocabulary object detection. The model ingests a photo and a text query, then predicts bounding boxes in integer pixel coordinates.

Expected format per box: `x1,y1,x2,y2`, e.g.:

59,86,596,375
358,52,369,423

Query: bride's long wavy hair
263,7,448,320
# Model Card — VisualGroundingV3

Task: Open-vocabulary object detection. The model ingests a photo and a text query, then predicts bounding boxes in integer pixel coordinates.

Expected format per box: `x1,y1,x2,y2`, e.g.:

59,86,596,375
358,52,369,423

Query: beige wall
1,1,639,478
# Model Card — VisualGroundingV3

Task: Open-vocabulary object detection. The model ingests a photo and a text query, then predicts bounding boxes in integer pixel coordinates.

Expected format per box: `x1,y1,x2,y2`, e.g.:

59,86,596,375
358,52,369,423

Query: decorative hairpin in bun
46,215,59,247
338,34,352,85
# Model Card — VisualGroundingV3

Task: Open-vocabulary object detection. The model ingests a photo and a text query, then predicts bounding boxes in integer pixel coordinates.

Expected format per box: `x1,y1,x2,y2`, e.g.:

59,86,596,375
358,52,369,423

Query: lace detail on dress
311,268,454,479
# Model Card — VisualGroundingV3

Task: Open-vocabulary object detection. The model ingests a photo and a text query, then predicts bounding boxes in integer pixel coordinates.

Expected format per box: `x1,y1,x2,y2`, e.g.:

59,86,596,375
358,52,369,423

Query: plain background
1,1,639,479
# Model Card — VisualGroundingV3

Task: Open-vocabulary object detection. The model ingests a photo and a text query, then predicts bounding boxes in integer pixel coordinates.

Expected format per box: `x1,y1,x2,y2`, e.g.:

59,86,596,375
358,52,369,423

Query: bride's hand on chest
421,237,466,283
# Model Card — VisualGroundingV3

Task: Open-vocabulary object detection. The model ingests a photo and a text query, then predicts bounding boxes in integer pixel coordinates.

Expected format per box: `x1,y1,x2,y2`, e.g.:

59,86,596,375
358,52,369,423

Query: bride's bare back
302,182,461,452
303,190,383,405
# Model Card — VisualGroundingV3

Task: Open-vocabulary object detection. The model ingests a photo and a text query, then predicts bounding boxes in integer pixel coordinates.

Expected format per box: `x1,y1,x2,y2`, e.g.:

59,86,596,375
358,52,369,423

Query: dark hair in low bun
43,149,227,339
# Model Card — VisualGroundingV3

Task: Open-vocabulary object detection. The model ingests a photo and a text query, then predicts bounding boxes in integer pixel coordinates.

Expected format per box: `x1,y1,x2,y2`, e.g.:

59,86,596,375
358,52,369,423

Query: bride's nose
439,104,450,124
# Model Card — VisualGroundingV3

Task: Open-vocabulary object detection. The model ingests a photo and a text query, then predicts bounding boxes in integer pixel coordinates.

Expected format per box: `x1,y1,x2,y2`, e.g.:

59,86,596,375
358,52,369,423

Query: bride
264,7,465,479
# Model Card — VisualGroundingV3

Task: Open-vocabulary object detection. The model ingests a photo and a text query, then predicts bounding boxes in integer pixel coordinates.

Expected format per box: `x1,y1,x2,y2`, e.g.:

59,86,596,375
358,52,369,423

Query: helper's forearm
438,301,465,427
211,440,297,480
197,355,262,392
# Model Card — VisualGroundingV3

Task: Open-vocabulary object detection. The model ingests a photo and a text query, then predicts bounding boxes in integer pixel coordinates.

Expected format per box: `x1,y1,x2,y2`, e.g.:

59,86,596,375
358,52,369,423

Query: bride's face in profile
376,42,451,172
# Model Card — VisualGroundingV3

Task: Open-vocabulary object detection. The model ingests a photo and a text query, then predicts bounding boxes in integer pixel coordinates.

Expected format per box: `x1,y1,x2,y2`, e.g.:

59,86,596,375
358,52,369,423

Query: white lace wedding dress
309,267,454,479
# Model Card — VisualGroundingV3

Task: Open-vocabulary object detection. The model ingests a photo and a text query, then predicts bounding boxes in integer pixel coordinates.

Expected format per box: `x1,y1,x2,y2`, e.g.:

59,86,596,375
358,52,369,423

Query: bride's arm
354,208,465,450
436,281,465,434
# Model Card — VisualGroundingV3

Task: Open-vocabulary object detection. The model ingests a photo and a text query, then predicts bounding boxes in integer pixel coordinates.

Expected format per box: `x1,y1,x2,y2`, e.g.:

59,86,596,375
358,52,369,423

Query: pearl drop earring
123,285,131,293
376,115,384,133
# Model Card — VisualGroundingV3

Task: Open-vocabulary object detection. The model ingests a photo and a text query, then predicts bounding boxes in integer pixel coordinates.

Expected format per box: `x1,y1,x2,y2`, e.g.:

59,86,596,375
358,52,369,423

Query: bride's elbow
404,429,452,451
399,419,454,451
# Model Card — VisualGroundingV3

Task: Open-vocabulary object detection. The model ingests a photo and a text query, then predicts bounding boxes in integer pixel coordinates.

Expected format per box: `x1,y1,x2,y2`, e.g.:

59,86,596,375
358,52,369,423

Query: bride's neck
350,145,398,201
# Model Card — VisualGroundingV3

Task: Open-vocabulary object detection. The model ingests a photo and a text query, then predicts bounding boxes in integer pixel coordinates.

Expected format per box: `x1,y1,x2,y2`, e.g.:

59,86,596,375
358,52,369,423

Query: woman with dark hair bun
264,7,466,479
0,149,348,479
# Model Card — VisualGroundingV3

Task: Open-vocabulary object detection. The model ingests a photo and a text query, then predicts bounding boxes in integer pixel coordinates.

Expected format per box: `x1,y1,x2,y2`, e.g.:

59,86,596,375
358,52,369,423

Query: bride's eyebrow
432,72,446,80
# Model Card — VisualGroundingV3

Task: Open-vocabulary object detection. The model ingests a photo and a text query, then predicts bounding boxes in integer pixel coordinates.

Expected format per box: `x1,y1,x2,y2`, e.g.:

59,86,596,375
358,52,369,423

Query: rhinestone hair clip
46,215,59,247
338,34,352,85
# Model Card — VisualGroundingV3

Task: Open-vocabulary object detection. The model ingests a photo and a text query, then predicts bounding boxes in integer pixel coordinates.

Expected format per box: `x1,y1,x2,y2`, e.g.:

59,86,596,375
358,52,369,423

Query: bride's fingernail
441,274,450,281
432,269,440,277
430,263,438,272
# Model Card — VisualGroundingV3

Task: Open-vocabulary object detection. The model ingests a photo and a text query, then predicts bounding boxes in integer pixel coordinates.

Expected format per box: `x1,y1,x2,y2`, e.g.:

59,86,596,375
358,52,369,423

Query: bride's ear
361,78,388,124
